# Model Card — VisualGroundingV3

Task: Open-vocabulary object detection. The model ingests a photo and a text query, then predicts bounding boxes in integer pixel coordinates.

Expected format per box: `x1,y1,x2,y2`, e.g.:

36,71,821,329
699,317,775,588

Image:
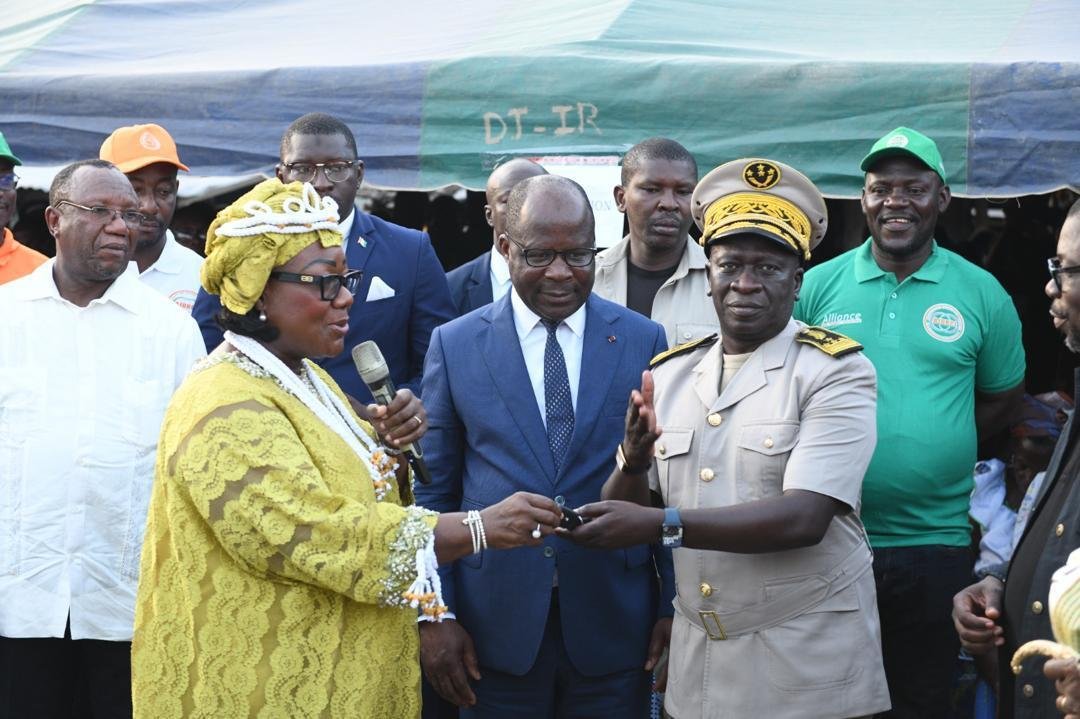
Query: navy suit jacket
445,251,492,316
191,208,455,402
416,293,676,677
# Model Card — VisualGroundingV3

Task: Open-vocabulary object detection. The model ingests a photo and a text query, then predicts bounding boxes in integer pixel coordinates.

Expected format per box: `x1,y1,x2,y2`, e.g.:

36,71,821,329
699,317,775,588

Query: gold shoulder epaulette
795,326,863,358
649,334,718,369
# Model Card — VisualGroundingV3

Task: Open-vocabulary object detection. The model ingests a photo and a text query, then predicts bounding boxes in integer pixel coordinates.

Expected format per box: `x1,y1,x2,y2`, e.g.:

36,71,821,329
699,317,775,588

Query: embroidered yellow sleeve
132,362,432,719
177,399,433,605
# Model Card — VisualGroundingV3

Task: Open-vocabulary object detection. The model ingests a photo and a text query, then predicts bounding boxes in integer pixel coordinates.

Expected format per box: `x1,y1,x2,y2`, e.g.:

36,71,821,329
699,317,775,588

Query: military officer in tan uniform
562,158,890,718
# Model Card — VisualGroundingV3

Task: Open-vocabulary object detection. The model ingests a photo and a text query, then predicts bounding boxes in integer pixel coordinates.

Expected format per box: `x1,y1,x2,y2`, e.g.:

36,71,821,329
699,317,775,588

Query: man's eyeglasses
268,269,363,300
1047,257,1080,293
0,174,18,191
281,161,357,184
507,236,599,268
55,200,148,228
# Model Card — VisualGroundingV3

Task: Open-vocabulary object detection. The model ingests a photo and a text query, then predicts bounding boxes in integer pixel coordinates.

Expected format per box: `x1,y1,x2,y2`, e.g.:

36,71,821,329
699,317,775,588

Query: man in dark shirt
953,198,1080,718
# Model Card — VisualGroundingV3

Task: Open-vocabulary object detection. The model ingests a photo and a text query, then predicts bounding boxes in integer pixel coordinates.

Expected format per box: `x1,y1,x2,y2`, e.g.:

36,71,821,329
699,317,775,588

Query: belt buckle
698,610,727,640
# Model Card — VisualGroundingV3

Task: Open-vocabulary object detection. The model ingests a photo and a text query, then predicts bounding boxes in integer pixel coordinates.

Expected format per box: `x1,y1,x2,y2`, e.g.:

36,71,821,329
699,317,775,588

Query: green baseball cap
860,127,946,184
0,131,22,166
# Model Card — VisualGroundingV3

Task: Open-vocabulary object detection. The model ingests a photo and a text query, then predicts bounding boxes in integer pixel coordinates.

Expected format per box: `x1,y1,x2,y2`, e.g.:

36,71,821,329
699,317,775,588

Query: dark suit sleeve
414,325,466,610
445,264,468,317
191,287,225,353
403,233,455,396
646,323,677,617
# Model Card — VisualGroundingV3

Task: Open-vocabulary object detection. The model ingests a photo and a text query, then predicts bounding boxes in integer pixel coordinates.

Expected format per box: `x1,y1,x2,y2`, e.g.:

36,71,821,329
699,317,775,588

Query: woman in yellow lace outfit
131,180,561,719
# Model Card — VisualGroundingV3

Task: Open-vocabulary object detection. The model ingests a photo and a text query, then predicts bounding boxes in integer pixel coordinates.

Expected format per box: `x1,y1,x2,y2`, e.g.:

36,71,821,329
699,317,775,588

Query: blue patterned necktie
542,318,574,474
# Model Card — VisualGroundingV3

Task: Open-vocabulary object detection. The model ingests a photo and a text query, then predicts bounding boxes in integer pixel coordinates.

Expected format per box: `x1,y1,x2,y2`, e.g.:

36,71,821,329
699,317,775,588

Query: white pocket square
365,276,396,302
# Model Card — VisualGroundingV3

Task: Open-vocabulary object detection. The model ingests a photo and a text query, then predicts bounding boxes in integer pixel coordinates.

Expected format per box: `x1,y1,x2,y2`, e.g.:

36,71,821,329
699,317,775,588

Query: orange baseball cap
99,123,189,173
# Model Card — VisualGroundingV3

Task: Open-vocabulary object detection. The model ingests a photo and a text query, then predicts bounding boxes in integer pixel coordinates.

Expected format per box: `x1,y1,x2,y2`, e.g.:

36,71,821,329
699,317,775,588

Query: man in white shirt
0,159,205,718
594,138,720,346
99,123,204,312
446,158,549,317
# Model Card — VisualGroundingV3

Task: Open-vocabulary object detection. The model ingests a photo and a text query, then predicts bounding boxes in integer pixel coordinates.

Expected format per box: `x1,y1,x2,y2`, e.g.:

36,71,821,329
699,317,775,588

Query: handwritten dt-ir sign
484,103,601,145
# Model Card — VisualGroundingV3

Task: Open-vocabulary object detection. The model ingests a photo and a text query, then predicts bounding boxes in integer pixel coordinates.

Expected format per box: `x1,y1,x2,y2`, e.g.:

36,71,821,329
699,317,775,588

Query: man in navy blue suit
416,175,674,718
446,159,547,316
191,113,455,402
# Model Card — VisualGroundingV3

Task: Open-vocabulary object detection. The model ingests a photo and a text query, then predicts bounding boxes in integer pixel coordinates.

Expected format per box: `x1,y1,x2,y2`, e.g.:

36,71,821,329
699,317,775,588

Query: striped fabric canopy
2,0,1078,197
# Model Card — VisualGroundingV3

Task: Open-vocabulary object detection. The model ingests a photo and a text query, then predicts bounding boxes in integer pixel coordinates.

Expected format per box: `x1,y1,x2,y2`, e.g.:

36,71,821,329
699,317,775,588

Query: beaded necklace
224,331,397,501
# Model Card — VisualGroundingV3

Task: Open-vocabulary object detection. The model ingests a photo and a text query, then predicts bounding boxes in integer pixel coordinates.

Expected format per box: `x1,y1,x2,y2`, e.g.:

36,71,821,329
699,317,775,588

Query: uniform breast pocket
673,322,719,345
736,421,799,502
655,426,694,507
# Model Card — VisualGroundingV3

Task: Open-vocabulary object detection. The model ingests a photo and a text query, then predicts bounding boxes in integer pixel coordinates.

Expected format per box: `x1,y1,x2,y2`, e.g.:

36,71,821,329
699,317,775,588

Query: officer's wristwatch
660,507,683,548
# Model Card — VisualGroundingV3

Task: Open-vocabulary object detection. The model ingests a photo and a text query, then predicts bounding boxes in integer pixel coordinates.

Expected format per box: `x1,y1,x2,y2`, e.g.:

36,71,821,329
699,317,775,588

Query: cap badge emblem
742,161,781,190
886,134,909,148
139,131,162,151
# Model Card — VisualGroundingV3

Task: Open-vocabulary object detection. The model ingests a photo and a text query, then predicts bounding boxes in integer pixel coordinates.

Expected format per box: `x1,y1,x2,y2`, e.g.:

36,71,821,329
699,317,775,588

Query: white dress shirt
136,230,205,313
489,247,512,302
339,206,356,246
0,261,205,641
510,289,586,427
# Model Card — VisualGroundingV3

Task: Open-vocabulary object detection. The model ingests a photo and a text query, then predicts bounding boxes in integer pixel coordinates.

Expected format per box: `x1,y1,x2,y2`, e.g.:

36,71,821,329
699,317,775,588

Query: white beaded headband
214,182,340,237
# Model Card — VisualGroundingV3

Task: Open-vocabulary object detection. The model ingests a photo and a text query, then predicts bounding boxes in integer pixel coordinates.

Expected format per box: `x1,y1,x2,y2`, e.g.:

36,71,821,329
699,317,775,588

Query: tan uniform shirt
648,320,890,719
593,235,719,346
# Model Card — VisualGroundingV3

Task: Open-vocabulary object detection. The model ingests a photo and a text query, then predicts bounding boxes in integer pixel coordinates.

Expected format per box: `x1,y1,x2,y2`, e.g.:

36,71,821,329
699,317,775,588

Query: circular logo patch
922,303,965,342
742,160,781,190
139,131,162,151
169,288,196,311
886,134,909,148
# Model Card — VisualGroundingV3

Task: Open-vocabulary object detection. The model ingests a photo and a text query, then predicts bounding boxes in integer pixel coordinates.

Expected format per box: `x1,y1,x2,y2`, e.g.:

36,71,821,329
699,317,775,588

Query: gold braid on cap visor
701,192,813,260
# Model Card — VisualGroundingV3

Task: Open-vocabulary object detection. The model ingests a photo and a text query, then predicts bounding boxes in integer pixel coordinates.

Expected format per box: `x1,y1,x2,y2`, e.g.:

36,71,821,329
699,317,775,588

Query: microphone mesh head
351,341,389,384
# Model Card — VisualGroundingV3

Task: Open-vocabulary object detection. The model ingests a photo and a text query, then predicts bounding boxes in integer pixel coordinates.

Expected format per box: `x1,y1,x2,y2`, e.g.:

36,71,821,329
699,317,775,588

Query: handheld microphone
351,341,432,484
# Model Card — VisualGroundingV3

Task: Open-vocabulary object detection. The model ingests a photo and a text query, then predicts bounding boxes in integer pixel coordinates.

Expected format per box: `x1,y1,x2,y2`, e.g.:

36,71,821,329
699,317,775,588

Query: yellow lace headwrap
200,179,343,314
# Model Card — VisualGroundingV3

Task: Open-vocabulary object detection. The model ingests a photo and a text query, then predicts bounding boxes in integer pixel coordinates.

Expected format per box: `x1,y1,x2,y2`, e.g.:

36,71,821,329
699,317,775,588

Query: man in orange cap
100,123,202,312
0,130,47,284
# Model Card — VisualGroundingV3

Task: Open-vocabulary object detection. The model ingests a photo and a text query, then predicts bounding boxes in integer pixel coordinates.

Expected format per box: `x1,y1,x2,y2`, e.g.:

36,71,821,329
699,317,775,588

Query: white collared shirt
510,288,586,426
0,261,206,641
137,230,204,313
339,207,356,246
489,247,511,302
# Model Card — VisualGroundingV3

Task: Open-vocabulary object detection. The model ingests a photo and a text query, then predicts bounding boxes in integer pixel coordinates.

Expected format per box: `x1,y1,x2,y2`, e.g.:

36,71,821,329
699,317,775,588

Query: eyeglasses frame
54,200,148,227
1047,257,1080,293
268,268,364,301
280,160,358,184
505,235,600,268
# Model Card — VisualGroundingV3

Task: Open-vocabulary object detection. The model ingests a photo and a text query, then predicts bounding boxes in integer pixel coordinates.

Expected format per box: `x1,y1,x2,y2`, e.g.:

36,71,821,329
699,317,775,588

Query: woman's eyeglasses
268,269,363,300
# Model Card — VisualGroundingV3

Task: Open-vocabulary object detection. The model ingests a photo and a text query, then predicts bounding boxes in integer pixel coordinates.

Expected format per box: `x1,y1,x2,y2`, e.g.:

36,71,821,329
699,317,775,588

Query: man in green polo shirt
794,127,1025,719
